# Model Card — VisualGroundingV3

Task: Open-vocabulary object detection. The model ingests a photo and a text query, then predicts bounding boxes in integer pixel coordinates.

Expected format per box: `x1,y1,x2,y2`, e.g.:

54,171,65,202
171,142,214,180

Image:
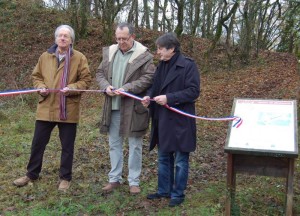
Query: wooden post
285,158,294,216
225,153,235,216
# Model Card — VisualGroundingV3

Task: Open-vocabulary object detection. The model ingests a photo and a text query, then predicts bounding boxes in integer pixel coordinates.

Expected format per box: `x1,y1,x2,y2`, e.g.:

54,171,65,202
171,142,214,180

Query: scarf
56,45,72,120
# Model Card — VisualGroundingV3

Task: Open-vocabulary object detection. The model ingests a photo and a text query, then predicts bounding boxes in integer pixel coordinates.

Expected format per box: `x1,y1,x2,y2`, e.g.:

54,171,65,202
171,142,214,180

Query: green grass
0,95,299,215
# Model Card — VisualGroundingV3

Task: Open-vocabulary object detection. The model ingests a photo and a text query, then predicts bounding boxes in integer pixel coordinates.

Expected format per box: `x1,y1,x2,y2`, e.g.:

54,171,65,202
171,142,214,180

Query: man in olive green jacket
96,23,155,194
13,25,91,192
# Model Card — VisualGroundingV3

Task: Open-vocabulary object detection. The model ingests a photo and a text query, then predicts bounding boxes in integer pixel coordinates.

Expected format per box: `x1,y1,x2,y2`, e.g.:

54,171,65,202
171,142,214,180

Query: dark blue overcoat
148,54,200,152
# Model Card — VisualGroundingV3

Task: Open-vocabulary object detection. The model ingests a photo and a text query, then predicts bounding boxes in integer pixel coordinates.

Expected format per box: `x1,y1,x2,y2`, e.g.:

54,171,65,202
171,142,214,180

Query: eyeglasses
115,35,131,42
57,34,71,39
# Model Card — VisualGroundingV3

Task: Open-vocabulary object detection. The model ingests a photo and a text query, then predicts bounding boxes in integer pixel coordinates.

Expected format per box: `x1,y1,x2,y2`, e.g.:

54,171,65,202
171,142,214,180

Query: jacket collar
159,53,185,91
47,44,74,55
108,41,148,63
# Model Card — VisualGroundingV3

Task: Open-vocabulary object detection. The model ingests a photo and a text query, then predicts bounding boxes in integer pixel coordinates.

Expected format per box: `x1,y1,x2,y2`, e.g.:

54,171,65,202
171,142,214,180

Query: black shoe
168,198,184,207
147,193,170,200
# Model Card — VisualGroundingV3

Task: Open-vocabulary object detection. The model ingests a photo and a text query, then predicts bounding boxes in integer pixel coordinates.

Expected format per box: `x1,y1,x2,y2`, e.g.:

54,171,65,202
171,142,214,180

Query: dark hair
116,22,135,35
155,32,180,52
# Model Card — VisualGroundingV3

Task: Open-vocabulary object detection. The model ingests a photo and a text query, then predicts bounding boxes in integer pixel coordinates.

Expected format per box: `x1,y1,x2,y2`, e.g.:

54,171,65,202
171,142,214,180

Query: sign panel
225,99,298,157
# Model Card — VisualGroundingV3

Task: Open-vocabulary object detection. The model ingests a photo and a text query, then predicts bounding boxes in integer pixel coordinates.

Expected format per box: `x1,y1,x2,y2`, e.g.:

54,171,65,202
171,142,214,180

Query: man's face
55,28,72,51
156,46,175,61
115,27,134,53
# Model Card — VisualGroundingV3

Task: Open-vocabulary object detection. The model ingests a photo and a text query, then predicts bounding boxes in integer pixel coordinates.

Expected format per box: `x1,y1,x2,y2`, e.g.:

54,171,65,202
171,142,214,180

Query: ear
131,34,136,40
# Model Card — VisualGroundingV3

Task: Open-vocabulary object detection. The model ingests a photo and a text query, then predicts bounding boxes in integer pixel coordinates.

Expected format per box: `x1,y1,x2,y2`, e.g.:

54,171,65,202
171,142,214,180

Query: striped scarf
56,46,72,120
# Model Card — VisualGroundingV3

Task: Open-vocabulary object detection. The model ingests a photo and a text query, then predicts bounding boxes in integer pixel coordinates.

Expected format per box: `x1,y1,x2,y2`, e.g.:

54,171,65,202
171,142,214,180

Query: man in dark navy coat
142,32,200,207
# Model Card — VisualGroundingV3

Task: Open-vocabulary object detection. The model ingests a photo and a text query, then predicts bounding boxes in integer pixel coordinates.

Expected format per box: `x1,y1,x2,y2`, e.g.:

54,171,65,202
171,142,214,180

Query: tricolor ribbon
0,88,242,127
116,90,243,128
0,88,105,96
0,89,40,96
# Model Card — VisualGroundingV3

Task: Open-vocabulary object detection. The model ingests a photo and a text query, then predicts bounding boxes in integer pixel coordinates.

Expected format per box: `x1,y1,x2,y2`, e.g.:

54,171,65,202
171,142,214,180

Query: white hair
54,24,75,43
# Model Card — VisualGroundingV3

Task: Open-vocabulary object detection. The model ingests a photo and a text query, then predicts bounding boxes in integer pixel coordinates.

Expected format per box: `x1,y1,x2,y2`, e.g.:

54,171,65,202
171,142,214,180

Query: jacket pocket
38,95,47,103
131,102,149,132
66,95,80,104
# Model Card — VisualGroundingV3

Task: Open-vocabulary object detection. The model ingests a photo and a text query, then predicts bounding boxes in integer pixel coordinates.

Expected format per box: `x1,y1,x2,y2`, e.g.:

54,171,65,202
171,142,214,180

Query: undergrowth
0,94,299,215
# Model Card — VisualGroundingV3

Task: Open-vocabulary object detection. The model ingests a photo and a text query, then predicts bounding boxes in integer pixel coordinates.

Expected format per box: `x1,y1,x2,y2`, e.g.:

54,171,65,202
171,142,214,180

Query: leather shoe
147,193,170,200
13,176,32,187
168,198,184,207
130,185,140,194
58,180,71,192
102,182,120,192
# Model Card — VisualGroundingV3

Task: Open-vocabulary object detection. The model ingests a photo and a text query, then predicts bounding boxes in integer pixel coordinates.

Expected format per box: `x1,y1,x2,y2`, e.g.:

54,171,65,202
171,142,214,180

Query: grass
1,1,299,214
0,93,299,216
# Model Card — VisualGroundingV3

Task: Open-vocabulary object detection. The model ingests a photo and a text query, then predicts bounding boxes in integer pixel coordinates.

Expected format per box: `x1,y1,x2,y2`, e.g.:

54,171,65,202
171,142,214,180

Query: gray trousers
108,110,143,186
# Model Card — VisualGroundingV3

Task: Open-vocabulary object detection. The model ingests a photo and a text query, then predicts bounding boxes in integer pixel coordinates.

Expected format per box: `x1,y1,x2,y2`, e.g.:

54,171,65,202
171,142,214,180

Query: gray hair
55,24,75,43
116,22,135,35
156,32,180,52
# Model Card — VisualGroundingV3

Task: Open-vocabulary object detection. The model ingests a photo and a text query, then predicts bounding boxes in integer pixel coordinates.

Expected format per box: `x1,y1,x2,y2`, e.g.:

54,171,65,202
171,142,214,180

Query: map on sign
227,99,297,153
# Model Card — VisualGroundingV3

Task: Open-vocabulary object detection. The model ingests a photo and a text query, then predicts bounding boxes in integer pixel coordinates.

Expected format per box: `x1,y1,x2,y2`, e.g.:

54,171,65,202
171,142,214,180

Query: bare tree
153,0,159,31
255,0,282,55
224,1,239,67
191,0,201,35
160,0,172,32
127,0,140,27
79,0,89,38
174,0,185,36
143,0,150,28
70,0,79,39
201,0,214,39
277,0,300,53
239,0,258,64
98,0,130,44
44,0,300,59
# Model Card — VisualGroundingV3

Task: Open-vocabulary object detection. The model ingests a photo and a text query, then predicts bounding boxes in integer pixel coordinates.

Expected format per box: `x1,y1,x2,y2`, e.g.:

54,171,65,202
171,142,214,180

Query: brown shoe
102,182,120,193
130,185,141,194
58,180,71,192
13,176,31,187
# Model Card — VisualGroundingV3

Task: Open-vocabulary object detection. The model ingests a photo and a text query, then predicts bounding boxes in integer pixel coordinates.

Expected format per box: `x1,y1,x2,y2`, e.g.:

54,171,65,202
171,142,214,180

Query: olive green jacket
96,41,155,137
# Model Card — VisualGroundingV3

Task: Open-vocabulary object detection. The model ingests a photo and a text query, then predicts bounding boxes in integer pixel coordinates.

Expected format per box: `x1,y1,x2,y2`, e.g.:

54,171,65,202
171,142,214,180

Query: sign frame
224,98,298,215
225,98,298,158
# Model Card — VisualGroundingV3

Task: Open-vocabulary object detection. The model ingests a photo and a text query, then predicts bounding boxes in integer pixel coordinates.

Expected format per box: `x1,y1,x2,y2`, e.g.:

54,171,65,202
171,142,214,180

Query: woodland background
0,0,299,215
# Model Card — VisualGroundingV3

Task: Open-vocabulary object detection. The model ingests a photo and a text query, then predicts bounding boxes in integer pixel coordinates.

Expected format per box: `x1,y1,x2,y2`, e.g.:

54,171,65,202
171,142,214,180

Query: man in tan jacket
96,23,155,194
13,24,91,191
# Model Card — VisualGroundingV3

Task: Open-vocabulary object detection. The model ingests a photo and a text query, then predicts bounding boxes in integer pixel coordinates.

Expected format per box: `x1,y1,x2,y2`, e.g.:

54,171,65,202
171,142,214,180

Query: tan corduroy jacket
32,44,92,123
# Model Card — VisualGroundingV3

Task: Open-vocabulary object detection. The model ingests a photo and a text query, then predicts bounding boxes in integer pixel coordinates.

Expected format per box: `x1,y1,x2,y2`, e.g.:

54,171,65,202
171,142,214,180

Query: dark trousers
26,120,77,181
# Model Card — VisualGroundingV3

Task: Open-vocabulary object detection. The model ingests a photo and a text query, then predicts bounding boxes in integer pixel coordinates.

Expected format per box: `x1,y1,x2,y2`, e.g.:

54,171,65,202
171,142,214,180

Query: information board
225,99,298,157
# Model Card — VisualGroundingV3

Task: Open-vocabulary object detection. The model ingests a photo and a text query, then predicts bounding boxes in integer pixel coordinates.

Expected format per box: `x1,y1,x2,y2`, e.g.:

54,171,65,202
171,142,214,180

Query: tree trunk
143,0,150,28
100,0,130,44
153,0,159,31
70,0,79,40
191,0,201,35
239,0,257,64
79,0,88,38
134,0,138,27
127,0,135,23
174,0,184,36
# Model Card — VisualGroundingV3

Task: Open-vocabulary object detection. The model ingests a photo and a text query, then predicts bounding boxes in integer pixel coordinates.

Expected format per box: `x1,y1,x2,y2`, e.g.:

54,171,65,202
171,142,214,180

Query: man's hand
114,88,125,95
141,96,150,107
39,88,49,96
60,87,70,96
106,85,116,96
154,95,167,106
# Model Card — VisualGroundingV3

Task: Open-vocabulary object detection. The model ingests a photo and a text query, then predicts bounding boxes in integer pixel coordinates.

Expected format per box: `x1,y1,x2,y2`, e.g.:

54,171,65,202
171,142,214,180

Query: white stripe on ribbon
117,90,242,128
0,89,41,96
0,88,242,127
